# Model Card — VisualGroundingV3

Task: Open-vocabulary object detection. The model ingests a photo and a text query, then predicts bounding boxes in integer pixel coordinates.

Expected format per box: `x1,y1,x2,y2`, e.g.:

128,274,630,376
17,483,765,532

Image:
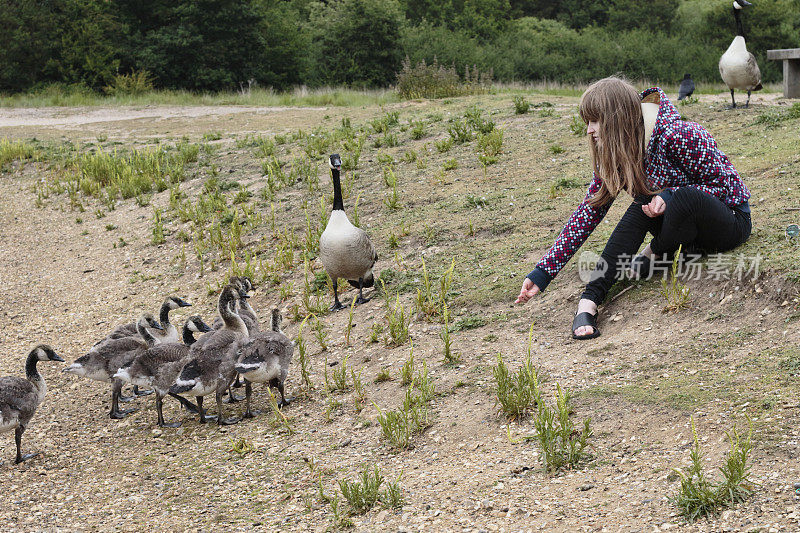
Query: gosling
0,345,64,464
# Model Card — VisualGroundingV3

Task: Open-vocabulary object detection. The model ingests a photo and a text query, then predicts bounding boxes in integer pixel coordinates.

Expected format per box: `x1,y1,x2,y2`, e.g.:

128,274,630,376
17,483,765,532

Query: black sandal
572,312,601,340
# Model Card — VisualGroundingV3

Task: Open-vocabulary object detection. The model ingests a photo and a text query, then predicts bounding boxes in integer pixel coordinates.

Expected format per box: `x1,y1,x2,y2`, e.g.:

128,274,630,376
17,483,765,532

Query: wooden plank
767,48,800,60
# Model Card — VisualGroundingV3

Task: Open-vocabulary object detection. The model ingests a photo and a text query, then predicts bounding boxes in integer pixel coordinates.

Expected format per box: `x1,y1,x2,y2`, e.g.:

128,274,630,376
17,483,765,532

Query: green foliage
670,418,754,522
661,245,691,312
477,129,503,157
534,384,593,473
512,95,530,114
104,70,153,96
0,139,35,168
311,0,404,87
395,56,491,99
494,354,541,420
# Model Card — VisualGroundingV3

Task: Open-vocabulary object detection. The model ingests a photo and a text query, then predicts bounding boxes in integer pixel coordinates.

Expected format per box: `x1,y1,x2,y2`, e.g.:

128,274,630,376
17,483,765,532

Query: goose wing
746,52,762,87
0,377,37,422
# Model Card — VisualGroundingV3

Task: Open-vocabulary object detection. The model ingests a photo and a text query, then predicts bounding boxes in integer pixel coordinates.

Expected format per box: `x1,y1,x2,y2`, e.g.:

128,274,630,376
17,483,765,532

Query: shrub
670,418,754,522
103,70,153,96
513,95,530,114
494,354,541,420
396,56,492,99
534,383,593,473
477,129,503,156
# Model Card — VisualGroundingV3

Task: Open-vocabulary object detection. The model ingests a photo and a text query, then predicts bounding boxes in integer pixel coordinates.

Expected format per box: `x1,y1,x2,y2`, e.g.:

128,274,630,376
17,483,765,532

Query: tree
114,0,272,91
310,0,405,87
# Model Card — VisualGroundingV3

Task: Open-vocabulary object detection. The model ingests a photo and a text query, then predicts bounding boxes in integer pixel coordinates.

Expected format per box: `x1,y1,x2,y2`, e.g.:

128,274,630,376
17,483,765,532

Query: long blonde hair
579,76,652,207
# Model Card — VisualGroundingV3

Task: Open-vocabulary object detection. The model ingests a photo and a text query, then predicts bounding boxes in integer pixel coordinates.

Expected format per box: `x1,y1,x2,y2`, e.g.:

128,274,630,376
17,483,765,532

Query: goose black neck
219,292,239,328
159,303,171,328
183,325,197,346
734,7,745,37
138,320,157,346
331,168,344,211
25,351,41,379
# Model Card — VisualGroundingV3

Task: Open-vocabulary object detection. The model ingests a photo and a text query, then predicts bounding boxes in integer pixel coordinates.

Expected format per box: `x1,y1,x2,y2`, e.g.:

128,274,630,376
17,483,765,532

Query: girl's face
587,120,601,146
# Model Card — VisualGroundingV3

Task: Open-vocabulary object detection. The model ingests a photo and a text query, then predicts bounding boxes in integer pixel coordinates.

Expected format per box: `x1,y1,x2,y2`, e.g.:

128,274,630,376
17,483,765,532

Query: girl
515,77,752,339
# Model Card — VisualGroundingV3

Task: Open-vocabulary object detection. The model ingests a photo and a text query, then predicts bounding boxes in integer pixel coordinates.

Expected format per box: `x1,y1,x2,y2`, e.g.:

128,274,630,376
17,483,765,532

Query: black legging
582,187,752,305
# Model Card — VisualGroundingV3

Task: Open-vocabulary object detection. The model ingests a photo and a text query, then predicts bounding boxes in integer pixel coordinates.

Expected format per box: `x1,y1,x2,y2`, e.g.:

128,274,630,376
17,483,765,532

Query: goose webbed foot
277,397,293,409
330,300,345,311
118,393,135,403
15,452,38,464
133,386,153,397
158,421,182,428
199,413,217,423
242,409,262,419
355,296,370,305
217,416,241,426
110,407,136,419
223,389,244,403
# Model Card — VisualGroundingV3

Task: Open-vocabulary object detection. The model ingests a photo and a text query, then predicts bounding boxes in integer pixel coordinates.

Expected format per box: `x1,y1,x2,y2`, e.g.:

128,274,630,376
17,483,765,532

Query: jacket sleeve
659,123,733,204
527,173,612,291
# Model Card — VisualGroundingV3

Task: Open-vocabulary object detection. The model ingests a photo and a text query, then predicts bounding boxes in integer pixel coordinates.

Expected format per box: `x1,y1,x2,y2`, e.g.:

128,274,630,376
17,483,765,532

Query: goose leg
242,380,261,418
216,389,240,425
745,90,751,108
729,89,737,109
355,277,370,305
197,396,216,423
110,379,136,419
14,426,37,464
168,392,199,414
134,385,153,397
330,279,345,311
223,381,244,403
232,375,243,388
157,393,181,428
271,378,292,408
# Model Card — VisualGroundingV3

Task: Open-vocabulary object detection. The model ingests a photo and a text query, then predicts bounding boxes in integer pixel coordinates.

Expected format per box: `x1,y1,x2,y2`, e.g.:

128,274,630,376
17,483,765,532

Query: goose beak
329,153,342,170
52,354,65,363
151,322,165,331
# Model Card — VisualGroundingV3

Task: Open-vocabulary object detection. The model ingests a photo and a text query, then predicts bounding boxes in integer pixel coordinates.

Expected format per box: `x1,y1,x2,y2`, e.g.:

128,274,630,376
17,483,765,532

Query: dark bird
678,73,695,100
0,345,64,463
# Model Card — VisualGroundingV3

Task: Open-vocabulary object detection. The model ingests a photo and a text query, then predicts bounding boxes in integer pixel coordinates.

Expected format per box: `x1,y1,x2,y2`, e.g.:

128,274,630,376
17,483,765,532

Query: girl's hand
515,278,540,304
642,195,666,217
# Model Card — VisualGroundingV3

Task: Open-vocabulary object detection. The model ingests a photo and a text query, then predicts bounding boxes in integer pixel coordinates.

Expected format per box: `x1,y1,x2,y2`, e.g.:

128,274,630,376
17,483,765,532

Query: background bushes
1,0,798,94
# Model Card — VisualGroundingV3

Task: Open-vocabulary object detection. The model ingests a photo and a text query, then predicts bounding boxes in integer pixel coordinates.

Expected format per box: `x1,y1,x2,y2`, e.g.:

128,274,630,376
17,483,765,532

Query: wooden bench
767,48,800,98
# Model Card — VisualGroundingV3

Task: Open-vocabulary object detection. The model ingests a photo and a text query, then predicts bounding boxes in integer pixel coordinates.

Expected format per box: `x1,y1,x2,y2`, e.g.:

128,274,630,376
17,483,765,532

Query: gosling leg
14,426,37,464
216,389,240,426
110,379,136,419
157,394,181,428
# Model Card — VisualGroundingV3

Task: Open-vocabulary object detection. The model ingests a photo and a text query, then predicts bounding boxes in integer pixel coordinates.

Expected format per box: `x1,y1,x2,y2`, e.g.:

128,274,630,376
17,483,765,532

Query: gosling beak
52,354,65,363
151,322,165,331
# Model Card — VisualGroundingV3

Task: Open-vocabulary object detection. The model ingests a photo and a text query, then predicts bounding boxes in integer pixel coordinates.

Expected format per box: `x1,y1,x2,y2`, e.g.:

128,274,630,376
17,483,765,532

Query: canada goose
64,314,163,419
169,286,248,425
678,73,695,100
719,0,762,108
213,276,259,334
94,297,191,346
0,345,64,464
235,308,294,418
319,153,378,310
114,316,211,427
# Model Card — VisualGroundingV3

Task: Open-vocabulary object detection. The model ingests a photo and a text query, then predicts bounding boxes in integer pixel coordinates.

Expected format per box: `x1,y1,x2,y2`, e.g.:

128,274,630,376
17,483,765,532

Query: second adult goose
319,153,378,310
0,345,64,463
719,0,762,108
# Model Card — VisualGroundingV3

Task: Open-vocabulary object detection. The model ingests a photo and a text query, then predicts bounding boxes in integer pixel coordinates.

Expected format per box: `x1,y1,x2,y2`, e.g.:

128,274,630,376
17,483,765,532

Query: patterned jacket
527,87,750,292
